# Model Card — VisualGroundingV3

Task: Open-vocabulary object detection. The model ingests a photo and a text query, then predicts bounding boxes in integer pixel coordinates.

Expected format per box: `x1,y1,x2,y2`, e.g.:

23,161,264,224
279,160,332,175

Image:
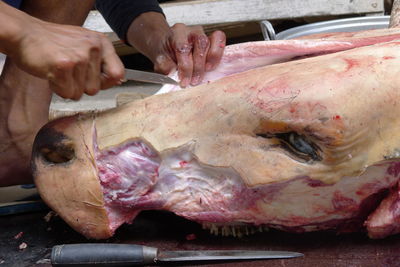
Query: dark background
1,209,400,266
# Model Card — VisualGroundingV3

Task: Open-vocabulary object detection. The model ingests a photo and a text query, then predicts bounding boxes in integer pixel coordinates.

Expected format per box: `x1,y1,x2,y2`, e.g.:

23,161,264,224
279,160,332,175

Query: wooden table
1,209,400,266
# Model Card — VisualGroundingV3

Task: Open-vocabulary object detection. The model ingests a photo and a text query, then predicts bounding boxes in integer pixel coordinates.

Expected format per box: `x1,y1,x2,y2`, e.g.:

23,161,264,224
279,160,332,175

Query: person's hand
126,12,226,87
9,17,125,100
155,23,226,87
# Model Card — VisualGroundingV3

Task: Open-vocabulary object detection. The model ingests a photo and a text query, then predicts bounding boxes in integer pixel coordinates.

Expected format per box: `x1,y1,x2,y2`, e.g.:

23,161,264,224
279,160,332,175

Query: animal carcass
32,28,400,239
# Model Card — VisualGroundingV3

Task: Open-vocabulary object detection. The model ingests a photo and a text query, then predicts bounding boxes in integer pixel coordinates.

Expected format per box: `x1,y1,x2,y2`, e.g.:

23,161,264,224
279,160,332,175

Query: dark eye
257,132,322,162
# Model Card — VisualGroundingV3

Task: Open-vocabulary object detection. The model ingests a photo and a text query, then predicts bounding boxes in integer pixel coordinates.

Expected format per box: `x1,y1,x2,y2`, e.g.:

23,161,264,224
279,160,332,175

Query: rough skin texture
32,28,400,239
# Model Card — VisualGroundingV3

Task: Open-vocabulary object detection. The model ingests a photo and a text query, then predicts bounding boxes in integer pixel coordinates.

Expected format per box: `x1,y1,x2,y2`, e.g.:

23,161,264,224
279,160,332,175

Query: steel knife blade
158,249,303,262
124,68,178,85
51,243,303,266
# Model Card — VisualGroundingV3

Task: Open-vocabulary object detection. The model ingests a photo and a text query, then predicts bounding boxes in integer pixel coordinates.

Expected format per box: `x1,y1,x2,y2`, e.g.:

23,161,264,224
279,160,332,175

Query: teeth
202,223,268,237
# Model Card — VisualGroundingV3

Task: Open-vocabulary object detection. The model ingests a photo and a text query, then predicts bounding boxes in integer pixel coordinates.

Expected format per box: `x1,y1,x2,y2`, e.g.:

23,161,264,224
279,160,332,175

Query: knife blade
124,68,178,85
158,249,303,262
51,243,303,266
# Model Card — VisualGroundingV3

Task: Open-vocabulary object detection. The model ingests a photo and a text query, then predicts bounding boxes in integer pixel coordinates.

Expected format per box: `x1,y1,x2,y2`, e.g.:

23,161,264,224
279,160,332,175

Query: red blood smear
332,191,357,212
179,161,188,168
14,232,23,240
383,56,395,60
333,115,341,120
186,233,196,241
387,162,400,177
344,58,360,71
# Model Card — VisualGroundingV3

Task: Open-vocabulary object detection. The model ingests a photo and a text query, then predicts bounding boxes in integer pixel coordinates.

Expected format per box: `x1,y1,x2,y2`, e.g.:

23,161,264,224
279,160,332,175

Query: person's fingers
171,23,193,87
205,30,226,71
85,43,102,96
72,59,87,100
72,62,88,100
47,55,76,99
190,27,210,86
99,34,124,90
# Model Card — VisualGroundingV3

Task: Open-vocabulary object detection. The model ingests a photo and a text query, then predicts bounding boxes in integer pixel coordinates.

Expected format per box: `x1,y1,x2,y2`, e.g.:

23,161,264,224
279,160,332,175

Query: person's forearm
0,0,96,56
126,12,171,58
96,0,164,41
0,2,35,56
21,0,95,25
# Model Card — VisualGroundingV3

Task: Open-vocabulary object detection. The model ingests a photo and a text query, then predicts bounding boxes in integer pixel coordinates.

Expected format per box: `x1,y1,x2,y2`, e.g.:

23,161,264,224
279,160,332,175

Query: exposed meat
158,28,400,94
32,28,400,239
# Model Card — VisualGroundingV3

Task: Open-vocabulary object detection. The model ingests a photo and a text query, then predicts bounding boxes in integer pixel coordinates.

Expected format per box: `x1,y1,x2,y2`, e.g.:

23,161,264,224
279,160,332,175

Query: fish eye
257,132,322,162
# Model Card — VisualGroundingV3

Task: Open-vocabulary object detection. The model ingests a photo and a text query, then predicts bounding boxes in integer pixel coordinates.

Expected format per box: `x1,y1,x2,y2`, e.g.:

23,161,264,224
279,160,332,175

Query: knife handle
51,243,158,266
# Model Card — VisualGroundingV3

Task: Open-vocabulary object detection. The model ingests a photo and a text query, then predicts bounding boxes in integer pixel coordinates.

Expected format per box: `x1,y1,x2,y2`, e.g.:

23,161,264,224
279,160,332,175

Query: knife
124,69,178,85
51,243,303,266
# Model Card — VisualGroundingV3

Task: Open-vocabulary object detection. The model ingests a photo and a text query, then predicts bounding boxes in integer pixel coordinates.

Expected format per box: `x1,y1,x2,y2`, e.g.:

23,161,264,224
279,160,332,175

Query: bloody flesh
32,28,400,239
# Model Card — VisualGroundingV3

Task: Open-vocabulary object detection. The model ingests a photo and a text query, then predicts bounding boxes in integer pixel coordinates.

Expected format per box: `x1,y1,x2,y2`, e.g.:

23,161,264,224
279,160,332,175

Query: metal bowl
261,16,390,40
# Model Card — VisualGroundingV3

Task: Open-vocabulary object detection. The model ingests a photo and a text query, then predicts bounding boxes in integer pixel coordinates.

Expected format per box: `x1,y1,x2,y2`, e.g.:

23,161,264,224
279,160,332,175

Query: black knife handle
51,243,158,266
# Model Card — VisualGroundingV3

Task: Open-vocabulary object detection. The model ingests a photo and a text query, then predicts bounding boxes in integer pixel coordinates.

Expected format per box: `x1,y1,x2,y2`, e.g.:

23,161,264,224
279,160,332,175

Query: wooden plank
390,0,400,27
109,21,263,56
83,0,384,33
161,0,384,26
49,82,161,120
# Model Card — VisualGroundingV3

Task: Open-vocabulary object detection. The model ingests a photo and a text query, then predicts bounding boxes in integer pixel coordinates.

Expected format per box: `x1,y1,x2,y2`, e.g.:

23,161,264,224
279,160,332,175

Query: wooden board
49,82,161,120
160,0,384,26
83,0,384,33
1,210,400,266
